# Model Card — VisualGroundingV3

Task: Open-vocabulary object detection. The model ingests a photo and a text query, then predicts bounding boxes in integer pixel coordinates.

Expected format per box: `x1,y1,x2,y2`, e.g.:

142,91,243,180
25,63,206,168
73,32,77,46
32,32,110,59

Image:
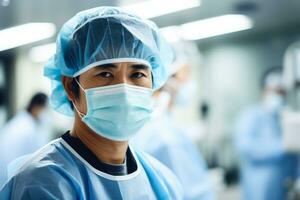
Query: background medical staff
234,67,299,200
0,92,50,187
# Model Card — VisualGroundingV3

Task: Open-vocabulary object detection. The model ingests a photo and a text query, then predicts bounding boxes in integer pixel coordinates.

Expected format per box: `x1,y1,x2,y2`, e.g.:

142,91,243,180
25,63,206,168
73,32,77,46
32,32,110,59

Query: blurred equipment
281,110,300,152
0,92,51,187
282,41,300,199
282,41,300,152
234,67,299,200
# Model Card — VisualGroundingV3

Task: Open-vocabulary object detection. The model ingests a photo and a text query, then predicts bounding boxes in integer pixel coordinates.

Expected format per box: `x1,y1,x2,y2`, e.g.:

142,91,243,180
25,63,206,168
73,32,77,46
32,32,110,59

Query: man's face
32,105,48,122
71,62,152,115
262,86,286,113
263,87,286,98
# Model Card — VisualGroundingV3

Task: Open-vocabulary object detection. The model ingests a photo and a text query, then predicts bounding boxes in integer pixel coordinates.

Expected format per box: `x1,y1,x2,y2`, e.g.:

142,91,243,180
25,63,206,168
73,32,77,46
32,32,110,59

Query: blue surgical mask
73,80,153,141
263,92,285,114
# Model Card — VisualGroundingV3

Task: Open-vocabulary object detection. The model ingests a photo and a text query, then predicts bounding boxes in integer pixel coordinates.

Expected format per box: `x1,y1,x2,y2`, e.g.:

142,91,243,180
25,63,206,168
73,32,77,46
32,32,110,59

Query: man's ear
62,76,76,102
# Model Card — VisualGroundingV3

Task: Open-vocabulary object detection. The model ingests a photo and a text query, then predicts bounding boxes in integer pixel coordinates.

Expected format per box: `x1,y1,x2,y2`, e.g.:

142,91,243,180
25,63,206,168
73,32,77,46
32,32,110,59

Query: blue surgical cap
44,6,173,116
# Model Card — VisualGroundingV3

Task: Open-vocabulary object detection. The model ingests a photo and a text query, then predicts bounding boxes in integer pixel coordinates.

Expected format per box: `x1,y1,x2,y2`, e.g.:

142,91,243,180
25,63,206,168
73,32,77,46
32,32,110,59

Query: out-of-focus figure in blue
131,45,215,200
235,67,299,200
0,92,50,187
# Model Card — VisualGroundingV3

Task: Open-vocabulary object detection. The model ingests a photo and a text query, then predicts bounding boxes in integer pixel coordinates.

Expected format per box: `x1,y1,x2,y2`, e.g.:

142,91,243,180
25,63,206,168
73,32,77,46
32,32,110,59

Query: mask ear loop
74,77,86,92
72,102,85,118
72,77,86,118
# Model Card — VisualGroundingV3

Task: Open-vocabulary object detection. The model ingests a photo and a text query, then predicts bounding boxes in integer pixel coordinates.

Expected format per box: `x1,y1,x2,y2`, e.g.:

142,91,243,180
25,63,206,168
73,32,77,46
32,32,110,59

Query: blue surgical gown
131,113,215,200
0,136,183,199
235,105,299,200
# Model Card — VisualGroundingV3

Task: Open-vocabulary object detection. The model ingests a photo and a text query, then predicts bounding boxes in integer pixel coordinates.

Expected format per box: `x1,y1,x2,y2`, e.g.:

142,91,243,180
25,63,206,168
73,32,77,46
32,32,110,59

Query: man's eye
131,72,146,79
97,72,113,78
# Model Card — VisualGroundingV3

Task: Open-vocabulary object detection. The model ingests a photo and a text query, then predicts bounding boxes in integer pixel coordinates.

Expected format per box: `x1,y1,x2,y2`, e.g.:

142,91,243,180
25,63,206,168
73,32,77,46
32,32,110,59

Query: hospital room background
1,0,300,199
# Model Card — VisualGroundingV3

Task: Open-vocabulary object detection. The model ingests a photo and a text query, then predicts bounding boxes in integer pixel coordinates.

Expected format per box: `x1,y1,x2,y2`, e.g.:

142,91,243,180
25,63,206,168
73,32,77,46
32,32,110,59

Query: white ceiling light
122,0,201,19
159,26,182,43
0,23,56,52
29,43,56,63
161,14,253,42
1,0,10,6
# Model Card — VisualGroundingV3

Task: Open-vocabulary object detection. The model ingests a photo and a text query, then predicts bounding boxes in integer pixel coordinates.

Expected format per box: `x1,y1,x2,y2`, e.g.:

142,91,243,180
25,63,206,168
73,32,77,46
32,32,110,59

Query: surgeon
0,7,183,199
0,92,50,187
131,45,215,200
235,67,299,200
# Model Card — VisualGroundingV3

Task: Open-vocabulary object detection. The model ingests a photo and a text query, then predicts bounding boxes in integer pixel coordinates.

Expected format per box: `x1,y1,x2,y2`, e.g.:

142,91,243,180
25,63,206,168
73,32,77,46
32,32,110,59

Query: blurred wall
14,51,50,112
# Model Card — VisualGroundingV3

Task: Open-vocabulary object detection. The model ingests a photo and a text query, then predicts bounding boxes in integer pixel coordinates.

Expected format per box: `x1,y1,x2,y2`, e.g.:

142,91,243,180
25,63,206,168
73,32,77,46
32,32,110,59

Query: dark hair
200,102,210,119
70,76,80,98
260,66,283,89
69,76,80,109
26,92,48,112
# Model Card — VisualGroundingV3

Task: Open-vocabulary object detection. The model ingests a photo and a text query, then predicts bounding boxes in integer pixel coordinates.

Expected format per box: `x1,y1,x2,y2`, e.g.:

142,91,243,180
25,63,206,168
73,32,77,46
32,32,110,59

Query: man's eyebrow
131,64,150,70
96,63,118,69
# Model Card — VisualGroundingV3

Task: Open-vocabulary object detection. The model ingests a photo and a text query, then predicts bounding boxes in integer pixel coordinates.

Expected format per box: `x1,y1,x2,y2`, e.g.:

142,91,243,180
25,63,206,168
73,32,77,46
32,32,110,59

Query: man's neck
70,118,128,165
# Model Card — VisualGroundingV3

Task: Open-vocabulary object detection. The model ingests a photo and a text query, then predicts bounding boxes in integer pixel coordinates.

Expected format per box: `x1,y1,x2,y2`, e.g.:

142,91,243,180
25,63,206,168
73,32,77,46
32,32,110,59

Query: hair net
168,40,202,76
262,67,283,89
44,6,174,116
264,72,284,89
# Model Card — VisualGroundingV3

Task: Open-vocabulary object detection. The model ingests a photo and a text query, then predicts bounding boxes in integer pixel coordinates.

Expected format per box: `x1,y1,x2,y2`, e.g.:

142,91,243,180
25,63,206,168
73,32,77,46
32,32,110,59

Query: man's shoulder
134,150,184,199
1,139,80,199
8,138,74,179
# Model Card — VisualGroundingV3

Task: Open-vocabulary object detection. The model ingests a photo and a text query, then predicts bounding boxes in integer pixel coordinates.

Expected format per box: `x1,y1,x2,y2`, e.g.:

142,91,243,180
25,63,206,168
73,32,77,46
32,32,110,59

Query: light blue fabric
0,138,183,200
6,155,31,180
44,6,173,116
75,82,153,141
131,113,215,200
235,105,299,200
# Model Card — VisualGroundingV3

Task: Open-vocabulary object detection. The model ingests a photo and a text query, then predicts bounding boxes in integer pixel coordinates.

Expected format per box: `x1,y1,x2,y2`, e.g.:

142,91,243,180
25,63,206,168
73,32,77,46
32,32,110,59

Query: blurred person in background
131,44,215,200
0,92,50,187
0,7,183,199
234,67,299,200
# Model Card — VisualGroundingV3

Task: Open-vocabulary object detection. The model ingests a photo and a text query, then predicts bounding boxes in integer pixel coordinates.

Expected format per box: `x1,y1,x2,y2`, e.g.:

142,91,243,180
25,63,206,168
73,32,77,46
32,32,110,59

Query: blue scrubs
235,105,299,200
131,114,215,200
0,132,183,200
